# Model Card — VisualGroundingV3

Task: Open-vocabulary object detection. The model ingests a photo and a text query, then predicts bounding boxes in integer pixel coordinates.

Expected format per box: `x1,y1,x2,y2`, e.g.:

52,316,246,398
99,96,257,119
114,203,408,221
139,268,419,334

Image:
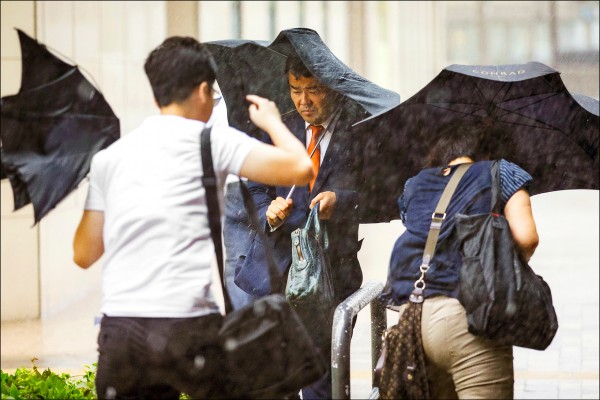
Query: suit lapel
280,112,311,205
311,119,352,195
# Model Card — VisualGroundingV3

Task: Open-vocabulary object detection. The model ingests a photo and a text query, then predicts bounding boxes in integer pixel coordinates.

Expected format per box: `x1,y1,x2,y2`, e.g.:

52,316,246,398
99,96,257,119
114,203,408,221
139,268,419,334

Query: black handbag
455,161,558,350
377,163,471,399
285,203,335,336
200,127,327,398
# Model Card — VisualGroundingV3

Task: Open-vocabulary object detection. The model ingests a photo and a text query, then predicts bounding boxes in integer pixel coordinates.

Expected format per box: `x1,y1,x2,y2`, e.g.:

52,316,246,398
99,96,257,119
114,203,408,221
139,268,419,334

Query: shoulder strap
412,163,472,301
200,126,233,313
422,163,472,267
201,126,285,313
490,160,501,214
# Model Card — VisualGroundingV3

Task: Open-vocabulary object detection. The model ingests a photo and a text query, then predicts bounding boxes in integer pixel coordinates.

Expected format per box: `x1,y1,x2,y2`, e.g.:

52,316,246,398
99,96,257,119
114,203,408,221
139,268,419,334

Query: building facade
1,0,598,321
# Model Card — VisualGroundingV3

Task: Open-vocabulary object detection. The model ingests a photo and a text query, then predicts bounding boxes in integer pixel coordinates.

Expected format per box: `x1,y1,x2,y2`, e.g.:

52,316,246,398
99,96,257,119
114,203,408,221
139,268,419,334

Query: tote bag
455,161,558,350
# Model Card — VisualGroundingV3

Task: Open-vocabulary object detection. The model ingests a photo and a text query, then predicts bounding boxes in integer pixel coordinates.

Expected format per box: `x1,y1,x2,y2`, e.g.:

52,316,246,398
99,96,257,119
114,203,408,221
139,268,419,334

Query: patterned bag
378,289,430,400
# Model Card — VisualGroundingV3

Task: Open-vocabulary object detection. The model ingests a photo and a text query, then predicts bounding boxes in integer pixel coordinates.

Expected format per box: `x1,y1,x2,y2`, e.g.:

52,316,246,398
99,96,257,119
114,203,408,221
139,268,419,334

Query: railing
331,281,387,399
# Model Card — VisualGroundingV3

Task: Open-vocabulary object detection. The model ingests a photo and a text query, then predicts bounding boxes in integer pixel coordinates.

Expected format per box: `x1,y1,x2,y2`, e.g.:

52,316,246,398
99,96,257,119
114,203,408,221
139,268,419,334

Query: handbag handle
304,202,329,250
304,202,320,235
201,126,284,314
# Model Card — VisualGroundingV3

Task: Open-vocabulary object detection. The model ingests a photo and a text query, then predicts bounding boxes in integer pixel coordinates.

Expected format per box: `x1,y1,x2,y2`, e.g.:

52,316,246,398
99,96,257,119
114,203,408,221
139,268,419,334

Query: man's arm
238,95,313,187
73,210,105,268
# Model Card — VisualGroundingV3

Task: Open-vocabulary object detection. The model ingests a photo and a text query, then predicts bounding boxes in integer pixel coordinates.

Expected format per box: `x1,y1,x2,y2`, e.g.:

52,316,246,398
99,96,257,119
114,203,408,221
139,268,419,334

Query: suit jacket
234,105,368,301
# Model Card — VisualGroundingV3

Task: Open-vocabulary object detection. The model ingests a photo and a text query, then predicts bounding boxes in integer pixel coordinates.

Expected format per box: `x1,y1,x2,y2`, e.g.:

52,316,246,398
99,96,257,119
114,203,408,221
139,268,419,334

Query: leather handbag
285,203,335,333
455,161,558,350
377,163,472,399
201,127,327,398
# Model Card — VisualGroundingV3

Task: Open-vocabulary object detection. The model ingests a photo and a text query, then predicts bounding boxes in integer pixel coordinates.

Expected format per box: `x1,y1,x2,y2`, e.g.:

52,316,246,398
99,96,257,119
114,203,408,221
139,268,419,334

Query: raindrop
194,355,206,369
106,386,117,399
77,80,95,101
224,338,238,351
253,301,266,316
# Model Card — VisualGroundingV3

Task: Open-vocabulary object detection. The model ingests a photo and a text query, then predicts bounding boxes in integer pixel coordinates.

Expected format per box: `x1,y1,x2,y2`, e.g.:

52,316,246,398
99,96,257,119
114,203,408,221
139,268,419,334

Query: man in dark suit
234,55,368,399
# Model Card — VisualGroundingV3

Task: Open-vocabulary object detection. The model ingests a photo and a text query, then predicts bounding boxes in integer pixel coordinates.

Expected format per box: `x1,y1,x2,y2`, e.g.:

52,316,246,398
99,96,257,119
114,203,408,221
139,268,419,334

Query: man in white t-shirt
72,36,313,399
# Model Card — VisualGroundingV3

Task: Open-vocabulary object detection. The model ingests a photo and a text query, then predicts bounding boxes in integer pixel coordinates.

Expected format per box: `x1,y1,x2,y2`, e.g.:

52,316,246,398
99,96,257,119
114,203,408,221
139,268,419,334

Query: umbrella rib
16,68,78,94
496,92,567,130
424,103,483,118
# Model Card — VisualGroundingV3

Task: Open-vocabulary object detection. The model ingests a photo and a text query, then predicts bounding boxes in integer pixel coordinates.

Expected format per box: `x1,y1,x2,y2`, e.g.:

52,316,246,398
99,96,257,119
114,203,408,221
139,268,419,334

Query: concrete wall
1,0,167,320
1,0,597,321
1,0,40,321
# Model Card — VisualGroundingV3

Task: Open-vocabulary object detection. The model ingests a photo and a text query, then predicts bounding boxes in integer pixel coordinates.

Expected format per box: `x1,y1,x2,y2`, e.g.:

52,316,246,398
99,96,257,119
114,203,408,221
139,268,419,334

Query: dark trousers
95,313,228,400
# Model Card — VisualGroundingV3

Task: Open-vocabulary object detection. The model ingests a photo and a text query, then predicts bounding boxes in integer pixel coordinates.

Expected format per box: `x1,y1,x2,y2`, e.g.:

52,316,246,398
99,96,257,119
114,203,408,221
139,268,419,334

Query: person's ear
198,82,212,102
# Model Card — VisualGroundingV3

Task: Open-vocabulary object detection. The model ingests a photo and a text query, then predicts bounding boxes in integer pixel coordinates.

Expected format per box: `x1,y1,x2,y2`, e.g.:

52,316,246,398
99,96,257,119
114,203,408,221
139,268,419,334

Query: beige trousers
396,296,514,399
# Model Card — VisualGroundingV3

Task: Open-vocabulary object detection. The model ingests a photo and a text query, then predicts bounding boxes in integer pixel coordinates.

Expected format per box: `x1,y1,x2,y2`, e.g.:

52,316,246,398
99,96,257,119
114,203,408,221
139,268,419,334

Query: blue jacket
234,107,367,300
381,160,532,306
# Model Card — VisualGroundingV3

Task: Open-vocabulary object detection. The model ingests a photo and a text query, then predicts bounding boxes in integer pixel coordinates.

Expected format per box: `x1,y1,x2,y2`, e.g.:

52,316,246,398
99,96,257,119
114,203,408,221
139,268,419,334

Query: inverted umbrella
1,29,120,223
356,61,599,223
204,28,401,137
204,39,293,138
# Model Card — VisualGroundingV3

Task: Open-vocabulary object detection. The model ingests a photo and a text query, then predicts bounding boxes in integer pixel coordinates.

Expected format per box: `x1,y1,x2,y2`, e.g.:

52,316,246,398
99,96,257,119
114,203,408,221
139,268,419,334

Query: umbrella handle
284,130,326,200
285,185,296,200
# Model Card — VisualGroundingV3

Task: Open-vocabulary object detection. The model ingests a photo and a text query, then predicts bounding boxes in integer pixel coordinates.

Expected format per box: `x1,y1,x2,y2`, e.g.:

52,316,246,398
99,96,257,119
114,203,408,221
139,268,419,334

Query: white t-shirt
85,115,259,317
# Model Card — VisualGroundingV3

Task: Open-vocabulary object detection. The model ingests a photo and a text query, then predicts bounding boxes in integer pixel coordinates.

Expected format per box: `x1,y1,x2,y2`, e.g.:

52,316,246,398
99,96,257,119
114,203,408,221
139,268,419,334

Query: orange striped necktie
308,125,325,192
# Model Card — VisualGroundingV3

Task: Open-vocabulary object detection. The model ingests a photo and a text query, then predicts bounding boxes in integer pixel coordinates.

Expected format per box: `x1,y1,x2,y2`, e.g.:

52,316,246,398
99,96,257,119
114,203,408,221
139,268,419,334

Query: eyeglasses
212,85,222,106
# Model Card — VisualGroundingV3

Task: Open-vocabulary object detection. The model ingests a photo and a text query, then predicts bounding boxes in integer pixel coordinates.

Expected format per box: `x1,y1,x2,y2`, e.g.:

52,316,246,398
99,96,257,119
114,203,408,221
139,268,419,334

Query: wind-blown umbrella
1,29,120,223
204,28,401,138
204,39,293,138
356,61,599,223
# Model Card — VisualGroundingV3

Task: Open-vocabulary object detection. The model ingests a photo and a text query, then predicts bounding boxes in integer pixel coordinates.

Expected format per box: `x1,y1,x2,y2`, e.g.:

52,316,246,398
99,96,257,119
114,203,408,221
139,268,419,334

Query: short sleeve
84,154,105,211
210,126,260,177
498,159,533,204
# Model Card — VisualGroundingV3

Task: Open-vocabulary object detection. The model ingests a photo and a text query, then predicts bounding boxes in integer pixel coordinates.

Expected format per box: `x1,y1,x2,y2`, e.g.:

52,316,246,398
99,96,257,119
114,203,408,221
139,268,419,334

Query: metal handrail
331,281,387,399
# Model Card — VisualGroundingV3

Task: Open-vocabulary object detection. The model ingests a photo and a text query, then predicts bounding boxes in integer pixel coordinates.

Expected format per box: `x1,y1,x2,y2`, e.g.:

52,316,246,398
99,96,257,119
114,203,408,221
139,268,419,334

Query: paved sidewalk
1,289,101,376
1,191,598,398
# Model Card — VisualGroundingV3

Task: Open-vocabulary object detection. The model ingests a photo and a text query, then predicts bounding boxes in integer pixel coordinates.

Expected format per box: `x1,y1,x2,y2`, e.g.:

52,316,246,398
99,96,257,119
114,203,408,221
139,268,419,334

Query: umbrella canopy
204,39,293,138
1,29,120,223
356,61,599,223
204,28,400,137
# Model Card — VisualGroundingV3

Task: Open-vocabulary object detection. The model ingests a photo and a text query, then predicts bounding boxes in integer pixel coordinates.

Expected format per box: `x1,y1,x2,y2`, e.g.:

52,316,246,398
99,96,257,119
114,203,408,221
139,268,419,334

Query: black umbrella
1,29,120,223
204,39,293,138
356,61,599,223
204,28,401,137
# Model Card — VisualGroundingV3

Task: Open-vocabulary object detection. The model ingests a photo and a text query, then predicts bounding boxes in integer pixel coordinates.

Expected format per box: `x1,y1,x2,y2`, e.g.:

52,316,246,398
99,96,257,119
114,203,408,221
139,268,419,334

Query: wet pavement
1,191,598,398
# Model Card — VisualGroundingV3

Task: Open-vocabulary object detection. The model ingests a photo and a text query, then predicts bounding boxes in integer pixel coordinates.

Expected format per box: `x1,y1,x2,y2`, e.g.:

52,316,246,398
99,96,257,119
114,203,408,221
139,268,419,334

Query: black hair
285,55,313,79
144,36,217,107
425,120,515,168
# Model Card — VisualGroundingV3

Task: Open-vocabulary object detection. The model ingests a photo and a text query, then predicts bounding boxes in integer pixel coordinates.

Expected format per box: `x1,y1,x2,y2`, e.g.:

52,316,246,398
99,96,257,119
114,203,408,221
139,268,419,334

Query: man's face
288,73,336,125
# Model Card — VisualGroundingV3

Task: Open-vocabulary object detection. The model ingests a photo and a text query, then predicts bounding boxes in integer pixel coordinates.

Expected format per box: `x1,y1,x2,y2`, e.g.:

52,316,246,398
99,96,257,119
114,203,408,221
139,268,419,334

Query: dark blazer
234,105,368,302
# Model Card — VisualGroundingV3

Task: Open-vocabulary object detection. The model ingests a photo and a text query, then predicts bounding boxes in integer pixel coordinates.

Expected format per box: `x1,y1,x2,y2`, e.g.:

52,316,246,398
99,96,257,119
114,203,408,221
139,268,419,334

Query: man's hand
310,191,337,220
266,196,293,228
247,94,284,132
